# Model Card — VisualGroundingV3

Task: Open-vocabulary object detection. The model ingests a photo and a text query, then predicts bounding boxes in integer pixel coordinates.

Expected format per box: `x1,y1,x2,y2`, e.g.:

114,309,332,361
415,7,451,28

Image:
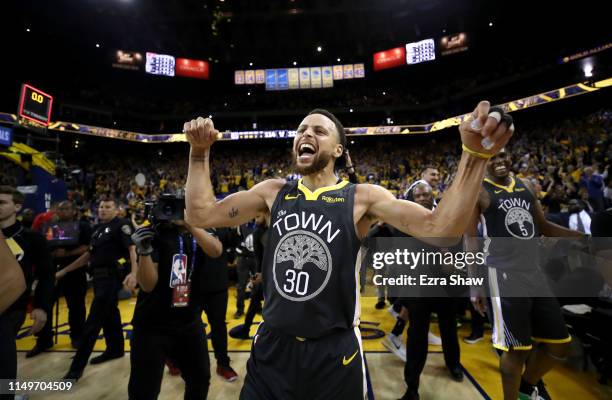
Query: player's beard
291,149,332,176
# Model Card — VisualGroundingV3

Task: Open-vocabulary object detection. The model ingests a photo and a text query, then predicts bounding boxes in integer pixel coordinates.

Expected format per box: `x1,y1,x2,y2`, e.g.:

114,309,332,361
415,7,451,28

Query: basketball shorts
240,323,366,400
486,267,571,351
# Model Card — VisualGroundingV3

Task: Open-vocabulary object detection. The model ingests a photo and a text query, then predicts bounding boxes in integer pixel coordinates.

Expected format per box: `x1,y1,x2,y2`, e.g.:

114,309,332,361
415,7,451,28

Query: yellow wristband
462,144,494,159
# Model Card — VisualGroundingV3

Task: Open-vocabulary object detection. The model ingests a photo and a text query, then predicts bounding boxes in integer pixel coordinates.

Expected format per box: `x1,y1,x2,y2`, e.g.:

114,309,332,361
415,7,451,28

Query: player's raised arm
184,117,284,228
364,101,514,239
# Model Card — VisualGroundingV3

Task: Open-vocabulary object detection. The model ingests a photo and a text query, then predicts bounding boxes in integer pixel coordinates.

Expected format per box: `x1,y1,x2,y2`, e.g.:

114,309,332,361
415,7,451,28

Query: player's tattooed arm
190,154,208,164
228,207,239,219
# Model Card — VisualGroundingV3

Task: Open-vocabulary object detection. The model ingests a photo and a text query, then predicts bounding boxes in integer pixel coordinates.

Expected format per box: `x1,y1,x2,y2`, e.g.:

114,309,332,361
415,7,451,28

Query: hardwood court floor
15,288,612,399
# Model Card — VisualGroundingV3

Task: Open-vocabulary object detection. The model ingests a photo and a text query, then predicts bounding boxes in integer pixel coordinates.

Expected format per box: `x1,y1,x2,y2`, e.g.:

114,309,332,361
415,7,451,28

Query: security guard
0,185,53,396
57,196,138,381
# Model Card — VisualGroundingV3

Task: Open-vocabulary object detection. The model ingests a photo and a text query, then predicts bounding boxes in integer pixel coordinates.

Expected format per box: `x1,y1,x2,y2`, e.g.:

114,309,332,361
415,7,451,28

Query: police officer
58,196,138,381
0,184,54,351
128,219,221,399
27,200,92,357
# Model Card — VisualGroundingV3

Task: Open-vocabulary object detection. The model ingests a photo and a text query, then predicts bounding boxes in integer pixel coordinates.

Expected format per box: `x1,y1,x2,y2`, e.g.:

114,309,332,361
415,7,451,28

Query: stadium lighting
26,28,30,32
316,46,322,52
583,64,593,78
337,58,341,62
293,61,297,66
208,114,213,118
488,21,493,27
247,92,251,96
382,91,386,96
96,43,100,48
349,108,354,113
350,140,355,144
249,62,253,66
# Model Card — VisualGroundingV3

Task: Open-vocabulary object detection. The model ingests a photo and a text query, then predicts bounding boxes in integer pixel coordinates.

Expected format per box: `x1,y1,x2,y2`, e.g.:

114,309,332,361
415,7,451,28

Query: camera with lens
144,193,185,225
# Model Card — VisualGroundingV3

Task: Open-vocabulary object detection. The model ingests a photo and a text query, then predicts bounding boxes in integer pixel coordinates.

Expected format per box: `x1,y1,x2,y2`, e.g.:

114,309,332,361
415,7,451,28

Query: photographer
128,217,221,400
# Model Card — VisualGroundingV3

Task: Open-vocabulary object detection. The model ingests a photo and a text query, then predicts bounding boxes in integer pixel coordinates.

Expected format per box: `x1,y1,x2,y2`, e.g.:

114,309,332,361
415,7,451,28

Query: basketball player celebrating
184,102,513,400
468,149,584,400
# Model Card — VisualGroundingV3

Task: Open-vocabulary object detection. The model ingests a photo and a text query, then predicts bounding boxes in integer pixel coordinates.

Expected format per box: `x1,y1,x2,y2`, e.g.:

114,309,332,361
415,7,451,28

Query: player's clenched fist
183,117,220,150
459,100,515,157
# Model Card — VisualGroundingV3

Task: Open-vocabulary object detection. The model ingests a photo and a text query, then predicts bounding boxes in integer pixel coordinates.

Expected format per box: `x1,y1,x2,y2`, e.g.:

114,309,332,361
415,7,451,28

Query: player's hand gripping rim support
459,101,515,159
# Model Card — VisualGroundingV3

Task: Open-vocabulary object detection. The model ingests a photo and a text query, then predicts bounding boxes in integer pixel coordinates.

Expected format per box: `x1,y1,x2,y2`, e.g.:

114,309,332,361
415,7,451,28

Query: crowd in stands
1,109,610,225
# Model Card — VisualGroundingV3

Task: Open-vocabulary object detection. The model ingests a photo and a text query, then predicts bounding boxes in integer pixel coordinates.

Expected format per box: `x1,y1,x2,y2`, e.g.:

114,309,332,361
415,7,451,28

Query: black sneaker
63,369,83,381
449,367,464,382
26,342,53,358
375,300,386,309
536,380,551,400
229,325,250,340
463,333,484,344
398,389,420,400
90,351,124,365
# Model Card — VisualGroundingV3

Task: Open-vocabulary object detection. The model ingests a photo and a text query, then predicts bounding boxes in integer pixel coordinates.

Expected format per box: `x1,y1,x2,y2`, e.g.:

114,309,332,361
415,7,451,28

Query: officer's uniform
481,177,571,351
241,179,365,400
67,216,133,374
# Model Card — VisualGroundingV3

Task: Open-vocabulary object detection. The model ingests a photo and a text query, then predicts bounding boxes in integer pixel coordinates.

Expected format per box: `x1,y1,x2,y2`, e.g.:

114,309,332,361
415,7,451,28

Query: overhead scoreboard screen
18,84,53,126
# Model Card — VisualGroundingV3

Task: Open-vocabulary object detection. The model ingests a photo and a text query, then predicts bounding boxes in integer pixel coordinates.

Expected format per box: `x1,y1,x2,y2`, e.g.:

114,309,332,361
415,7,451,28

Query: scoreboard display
18,84,53,126
406,39,436,65
145,52,175,76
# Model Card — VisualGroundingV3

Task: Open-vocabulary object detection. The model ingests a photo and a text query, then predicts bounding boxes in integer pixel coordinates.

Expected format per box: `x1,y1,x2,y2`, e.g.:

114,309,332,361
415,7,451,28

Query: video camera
143,193,185,226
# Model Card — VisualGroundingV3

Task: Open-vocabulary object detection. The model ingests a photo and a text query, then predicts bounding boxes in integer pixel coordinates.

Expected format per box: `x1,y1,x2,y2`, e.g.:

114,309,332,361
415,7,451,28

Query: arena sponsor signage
145,52,175,77
439,33,469,56
405,38,436,65
112,50,143,70
373,46,406,71
560,42,612,63
175,58,209,79
18,84,53,126
0,126,12,147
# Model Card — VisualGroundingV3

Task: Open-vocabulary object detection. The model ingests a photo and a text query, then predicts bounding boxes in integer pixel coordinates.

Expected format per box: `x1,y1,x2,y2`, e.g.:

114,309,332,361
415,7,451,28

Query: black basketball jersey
481,176,540,269
262,178,362,338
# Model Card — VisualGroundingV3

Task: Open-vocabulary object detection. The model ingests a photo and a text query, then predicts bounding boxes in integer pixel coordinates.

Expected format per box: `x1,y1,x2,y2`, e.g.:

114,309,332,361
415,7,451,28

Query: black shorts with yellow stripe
486,267,571,351
240,323,366,400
